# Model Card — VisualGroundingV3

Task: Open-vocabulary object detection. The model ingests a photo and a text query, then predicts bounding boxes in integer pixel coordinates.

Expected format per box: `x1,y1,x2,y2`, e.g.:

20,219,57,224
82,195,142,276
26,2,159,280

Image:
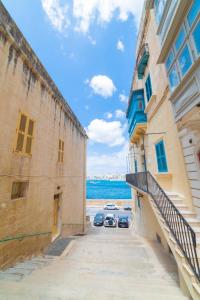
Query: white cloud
88,75,116,98
86,119,125,147
87,142,129,176
115,109,126,119
73,0,144,33
41,0,144,34
119,93,128,103
105,112,113,119
41,0,70,33
88,35,96,45
117,40,124,52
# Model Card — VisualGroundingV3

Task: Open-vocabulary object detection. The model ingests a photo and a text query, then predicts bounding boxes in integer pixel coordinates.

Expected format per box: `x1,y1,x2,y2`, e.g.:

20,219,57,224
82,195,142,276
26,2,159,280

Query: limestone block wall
179,126,200,218
0,2,87,268
134,193,169,251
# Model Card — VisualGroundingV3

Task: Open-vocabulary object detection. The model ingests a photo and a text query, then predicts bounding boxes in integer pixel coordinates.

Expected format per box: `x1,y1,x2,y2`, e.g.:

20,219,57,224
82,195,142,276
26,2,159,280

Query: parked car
93,213,105,226
104,214,117,227
118,216,129,228
124,205,132,211
104,203,119,210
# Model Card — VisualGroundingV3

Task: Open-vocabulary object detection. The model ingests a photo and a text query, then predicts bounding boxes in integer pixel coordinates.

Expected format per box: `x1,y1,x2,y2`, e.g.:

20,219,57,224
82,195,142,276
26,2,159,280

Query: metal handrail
0,231,51,244
126,171,200,281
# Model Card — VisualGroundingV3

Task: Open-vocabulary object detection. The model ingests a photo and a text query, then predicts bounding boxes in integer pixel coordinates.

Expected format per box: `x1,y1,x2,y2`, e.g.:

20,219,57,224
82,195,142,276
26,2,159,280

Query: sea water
87,180,131,200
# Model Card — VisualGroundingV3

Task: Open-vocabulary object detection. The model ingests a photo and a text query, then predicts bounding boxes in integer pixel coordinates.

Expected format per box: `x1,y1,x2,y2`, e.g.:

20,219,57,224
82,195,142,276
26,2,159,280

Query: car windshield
95,217,103,221
119,218,128,222
105,216,113,220
95,214,104,219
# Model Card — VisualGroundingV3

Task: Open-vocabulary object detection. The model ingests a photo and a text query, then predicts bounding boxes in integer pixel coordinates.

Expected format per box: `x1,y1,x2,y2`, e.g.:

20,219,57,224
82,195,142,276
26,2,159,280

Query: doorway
52,194,62,240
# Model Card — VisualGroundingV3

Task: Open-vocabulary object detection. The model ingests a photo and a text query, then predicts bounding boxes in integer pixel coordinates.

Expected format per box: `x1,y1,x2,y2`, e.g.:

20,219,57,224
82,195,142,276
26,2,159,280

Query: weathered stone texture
0,1,87,269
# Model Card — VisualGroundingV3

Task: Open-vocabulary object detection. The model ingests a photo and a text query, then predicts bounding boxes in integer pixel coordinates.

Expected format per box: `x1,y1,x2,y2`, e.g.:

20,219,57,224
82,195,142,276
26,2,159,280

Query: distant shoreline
86,199,132,207
87,198,131,201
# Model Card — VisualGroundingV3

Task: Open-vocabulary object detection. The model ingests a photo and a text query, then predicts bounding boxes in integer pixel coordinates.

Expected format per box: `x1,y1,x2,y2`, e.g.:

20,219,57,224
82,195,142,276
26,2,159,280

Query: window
155,140,168,172
168,65,179,91
154,0,167,24
192,20,200,55
15,113,34,155
175,27,186,52
145,74,152,102
58,139,64,163
11,181,29,200
138,100,144,110
165,4,199,92
166,50,174,71
187,0,200,27
178,45,192,76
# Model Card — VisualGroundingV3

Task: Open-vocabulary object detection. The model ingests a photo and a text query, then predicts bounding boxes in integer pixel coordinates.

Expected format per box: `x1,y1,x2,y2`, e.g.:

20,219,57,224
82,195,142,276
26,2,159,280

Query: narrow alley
0,226,189,300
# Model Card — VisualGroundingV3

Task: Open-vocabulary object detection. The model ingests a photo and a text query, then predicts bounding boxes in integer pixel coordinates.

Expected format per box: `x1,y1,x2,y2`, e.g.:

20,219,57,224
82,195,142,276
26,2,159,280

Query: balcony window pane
178,45,192,76
166,50,174,70
138,100,144,111
154,0,167,24
175,27,186,52
168,65,179,91
193,20,200,55
187,0,200,27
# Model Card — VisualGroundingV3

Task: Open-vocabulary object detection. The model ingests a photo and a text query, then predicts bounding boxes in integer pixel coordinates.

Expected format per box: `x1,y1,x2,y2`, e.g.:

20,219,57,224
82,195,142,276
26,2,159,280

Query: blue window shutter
155,140,168,172
145,74,152,101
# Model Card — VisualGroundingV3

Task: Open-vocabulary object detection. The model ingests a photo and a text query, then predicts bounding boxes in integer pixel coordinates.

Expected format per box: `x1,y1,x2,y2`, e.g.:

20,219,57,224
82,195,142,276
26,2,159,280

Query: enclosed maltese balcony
137,43,150,79
127,89,147,144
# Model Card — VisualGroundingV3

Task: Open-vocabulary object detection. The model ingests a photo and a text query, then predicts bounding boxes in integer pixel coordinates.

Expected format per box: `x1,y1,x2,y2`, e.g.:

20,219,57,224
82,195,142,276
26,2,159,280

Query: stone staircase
0,255,56,282
0,227,191,299
149,191,200,300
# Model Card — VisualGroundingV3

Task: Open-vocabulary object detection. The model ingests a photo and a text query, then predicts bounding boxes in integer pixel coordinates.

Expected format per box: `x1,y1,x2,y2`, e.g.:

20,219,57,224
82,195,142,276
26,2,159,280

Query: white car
104,203,119,210
104,214,117,227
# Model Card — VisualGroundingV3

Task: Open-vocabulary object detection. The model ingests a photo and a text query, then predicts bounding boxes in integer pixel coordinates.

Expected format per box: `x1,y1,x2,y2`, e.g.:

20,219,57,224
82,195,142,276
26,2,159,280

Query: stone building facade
156,0,200,218
126,0,200,298
0,1,87,269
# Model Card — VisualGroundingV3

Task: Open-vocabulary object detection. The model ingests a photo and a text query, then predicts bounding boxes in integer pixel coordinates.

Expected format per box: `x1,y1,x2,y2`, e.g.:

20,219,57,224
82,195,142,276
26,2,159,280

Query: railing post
142,134,148,192
146,171,148,192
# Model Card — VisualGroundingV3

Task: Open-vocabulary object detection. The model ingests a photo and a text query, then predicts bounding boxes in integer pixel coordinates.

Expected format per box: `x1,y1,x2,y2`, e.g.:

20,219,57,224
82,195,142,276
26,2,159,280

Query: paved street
0,223,188,300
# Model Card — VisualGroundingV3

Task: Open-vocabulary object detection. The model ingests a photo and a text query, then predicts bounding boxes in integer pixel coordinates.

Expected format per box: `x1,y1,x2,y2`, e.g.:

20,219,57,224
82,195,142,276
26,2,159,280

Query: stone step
114,278,179,286
193,227,200,238
174,204,190,210
177,210,196,218
185,218,200,227
166,192,184,199
0,271,24,282
0,256,56,282
114,285,187,296
135,293,189,300
162,210,196,218
170,199,184,206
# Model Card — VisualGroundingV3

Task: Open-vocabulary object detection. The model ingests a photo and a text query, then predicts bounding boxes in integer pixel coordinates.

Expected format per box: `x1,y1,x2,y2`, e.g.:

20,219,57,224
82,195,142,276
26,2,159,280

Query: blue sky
2,0,144,176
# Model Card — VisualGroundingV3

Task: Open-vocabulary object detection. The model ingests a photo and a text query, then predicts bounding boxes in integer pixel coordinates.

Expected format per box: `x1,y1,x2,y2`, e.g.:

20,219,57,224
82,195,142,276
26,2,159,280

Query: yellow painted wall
130,9,192,208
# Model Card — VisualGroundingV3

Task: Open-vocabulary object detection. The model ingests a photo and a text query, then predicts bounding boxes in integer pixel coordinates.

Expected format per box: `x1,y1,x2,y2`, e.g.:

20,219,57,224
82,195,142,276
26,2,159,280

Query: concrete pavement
0,226,189,300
